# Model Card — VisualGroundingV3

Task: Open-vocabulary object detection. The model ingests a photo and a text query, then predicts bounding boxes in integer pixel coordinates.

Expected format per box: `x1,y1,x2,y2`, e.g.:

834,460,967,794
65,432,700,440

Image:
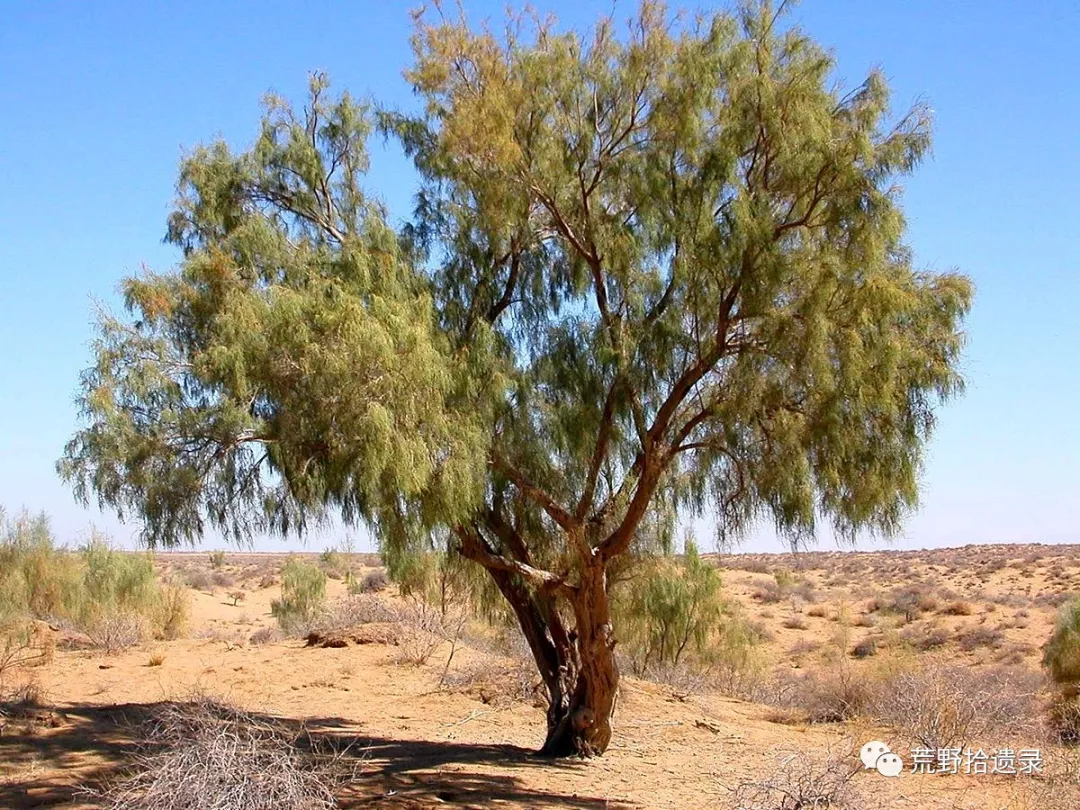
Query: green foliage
0,507,186,644
385,547,511,625
1044,598,1080,685
271,557,327,630
0,509,83,624
615,541,726,672
61,2,971,562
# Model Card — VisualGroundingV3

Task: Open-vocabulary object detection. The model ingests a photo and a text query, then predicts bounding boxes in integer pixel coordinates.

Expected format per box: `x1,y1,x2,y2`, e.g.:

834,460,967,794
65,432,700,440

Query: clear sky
1,1,1077,554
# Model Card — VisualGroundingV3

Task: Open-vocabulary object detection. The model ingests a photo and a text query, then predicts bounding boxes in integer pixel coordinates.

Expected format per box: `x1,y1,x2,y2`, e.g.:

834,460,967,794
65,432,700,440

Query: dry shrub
440,656,544,707
872,665,1042,750
940,600,974,616
1048,688,1080,744
350,569,389,595
156,580,189,640
248,627,284,646
955,624,1005,651
727,746,864,809
851,637,877,658
771,667,874,724
900,623,950,651
395,602,461,666
782,615,807,631
86,611,145,653
94,696,350,810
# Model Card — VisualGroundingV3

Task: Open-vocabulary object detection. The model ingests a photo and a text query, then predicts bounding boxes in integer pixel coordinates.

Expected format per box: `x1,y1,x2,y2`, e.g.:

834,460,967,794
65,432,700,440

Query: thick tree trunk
480,554,619,757
538,558,619,757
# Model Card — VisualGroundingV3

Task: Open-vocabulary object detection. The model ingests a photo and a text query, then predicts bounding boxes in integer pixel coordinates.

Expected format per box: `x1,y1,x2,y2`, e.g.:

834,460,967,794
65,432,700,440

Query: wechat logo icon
860,740,903,777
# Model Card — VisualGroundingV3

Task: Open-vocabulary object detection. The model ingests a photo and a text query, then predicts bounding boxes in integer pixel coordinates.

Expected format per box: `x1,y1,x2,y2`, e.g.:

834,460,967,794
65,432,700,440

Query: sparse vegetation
270,558,327,633
94,696,347,810
0,509,187,651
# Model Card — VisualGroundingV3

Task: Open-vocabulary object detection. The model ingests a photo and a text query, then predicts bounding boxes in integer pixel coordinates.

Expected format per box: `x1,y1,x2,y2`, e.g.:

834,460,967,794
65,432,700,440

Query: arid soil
3,544,1079,809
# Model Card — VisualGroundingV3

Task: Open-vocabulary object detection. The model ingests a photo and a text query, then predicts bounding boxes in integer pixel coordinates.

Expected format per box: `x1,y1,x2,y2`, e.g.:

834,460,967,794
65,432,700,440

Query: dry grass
726,745,864,809
92,696,355,810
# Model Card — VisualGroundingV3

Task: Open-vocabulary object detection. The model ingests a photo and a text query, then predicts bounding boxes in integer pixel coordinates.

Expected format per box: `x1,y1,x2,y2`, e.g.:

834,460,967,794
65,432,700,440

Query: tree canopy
60,1,972,756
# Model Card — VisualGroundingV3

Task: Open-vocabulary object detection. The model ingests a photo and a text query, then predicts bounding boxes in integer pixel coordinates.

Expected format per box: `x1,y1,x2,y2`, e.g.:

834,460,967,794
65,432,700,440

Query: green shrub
271,558,327,631
0,508,185,649
1043,598,1080,742
615,541,727,674
208,550,226,570
1045,598,1080,685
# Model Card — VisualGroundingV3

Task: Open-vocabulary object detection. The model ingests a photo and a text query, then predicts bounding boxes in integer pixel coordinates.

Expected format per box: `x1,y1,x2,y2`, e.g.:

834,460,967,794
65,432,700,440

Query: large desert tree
60,2,971,756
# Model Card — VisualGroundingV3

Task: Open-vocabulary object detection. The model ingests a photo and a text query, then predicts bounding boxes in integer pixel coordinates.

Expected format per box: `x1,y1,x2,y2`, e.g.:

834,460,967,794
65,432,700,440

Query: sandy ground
2,545,1078,809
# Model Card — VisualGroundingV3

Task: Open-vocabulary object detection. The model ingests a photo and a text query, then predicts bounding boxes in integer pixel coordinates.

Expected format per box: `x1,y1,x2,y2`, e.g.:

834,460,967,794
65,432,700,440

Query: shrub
728,748,864,810
0,512,180,648
1045,597,1080,684
614,542,726,674
154,581,190,640
851,638,877,658
886,585,938,622
228,591,246,607
271,558,327,633
782,615,808,631
86,611,145,653
351,569,389,595
900,623,950,652
873,665,1041,750
183,570,214,591
955,624,1004,651
940,600,974,616
95,697,343,810
249,627,285,646
208,550,225,570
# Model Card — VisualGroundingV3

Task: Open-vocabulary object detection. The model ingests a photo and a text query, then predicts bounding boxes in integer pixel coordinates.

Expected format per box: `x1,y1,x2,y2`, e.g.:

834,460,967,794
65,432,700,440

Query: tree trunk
539,557,618,757
482,555,619,757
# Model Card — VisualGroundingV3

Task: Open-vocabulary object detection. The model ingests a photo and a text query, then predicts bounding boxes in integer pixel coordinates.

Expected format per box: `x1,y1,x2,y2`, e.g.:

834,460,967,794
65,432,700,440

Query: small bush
900,624,950,652
873,665,1041,750
351,569,389,595
208,550,225,570
271,559,327,633
228,591,246,607
249,627,285,646
184,570,214,591
614,542,727,674
1045,598,1080,684
728,748,863,810
782,615,808,631
86,611,145,653
955,624,1004,652
851,638,877,658
940,600,974,616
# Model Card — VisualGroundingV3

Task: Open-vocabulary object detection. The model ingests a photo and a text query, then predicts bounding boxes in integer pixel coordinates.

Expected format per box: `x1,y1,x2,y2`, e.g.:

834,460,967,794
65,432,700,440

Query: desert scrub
613,541,726,674
1044,597,1080,741
0,509,184,647
94,696,346,810
271,558,327,632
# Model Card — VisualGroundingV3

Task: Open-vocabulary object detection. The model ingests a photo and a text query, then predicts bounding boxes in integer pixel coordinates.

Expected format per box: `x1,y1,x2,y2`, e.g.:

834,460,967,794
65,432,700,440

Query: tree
59,2,971,757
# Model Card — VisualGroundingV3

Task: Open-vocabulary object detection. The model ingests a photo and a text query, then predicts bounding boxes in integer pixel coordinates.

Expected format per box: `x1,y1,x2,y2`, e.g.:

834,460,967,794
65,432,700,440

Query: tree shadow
0,700,632,808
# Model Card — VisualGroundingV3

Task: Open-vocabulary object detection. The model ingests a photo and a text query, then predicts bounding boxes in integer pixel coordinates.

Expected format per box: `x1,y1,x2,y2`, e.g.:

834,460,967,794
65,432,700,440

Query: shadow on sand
0,700,631,808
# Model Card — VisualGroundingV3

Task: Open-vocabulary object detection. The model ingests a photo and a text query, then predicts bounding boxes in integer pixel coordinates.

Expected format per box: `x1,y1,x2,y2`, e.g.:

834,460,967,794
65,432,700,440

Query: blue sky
1,1,1077,553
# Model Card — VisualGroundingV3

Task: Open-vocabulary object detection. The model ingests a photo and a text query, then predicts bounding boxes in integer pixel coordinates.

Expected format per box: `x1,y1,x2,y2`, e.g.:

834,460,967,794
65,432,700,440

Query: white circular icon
860,740,891,770
876,752,904,777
